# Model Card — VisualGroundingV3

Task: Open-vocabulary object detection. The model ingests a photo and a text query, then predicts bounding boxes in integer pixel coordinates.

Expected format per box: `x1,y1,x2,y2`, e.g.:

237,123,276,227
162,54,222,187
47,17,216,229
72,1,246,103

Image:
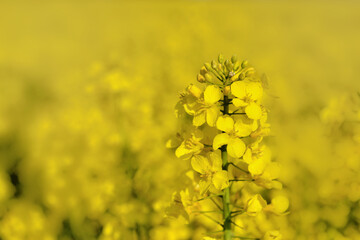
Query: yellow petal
206,105,219,127
262,162,281,180
175,142,191,158
212,171,229,190
213,133,230,150
271,196,289,214
193,111,206,126
231,81,246,99
232,98,248,107
191,155,210,174
227,137,246,158
175,138,203,159
246,82,263,101
209,151,222,171
234,118,253,137
246,194,267,216
204,85,222,105
199,180,211,195
187,84,202,98
248,158,266,176
242,148,253,164
245,102,262,119
216,116,234,133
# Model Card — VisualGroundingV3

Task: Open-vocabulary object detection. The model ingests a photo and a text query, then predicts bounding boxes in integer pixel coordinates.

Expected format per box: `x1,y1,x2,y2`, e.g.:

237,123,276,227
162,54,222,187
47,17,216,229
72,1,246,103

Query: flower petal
227,137,246,158
216,116,234,133
248,158,266,176
204,85,222,105
232,98,248,107
213,133,230,150
206,105,220,127
246,194,267,216
191,155,210,174
193,111,206,126
234,117,254,137
231,81,246,98
209,151,222,171
245,102,262,119
212,171,229,190
247,82,263,101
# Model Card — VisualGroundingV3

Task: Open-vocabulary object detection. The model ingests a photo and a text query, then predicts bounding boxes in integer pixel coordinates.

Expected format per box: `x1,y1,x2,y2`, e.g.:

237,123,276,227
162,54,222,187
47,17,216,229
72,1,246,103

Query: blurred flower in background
0,1,359,240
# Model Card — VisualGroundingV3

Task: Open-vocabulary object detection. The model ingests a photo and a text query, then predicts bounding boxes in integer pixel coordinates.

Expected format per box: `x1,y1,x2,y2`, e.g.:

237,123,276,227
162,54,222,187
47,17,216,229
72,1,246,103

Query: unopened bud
204,73,213,82
246,68,255,77
197,74,206,83
211,60,217,69
200,66,207,75
231,55,238,63
218,54,224,63
241,60,248,68
239,72,246,80
225,60,233,71
230,74,238,82
204,63,212,71
224,86,231,96
233,61,240,71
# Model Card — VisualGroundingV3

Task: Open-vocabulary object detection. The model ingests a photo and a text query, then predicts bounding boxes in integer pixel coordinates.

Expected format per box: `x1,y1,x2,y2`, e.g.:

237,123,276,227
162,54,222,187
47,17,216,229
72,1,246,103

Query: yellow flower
213,116,247,158
231,80,263,120
245,194,267,216
192,85,222,127
175,130,204,160
191,151,229,194
179,84,222,127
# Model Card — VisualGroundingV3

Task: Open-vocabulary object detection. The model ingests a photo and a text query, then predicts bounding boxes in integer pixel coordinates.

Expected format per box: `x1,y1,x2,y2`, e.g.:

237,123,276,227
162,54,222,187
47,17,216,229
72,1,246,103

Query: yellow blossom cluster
167,55,288,240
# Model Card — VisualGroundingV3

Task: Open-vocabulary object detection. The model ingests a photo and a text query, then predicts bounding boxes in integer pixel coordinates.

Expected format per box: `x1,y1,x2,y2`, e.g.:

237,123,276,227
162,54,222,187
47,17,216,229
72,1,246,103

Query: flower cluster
168,55,288,239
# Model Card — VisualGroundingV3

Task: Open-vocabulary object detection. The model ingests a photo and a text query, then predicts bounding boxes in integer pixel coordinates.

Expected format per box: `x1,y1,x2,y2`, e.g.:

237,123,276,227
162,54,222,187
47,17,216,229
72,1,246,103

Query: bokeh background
1,1,360,240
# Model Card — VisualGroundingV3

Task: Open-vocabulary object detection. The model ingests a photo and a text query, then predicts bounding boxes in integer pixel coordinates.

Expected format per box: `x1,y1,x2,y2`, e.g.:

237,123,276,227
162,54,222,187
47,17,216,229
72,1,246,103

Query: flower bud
225,60,233,71
241,60,248,68
200,66,208,75
204,63,212,71
224,86,231,96
239,72,246,80
211,60,217,69
197,74,206,83
233,61,240,71
218,54,224,63
231,55,238,63
204,73,213,82
246,68,255,77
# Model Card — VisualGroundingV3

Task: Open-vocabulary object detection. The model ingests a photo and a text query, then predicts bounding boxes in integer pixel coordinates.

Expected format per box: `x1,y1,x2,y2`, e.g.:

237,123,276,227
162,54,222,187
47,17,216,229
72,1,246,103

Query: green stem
222,95,232,240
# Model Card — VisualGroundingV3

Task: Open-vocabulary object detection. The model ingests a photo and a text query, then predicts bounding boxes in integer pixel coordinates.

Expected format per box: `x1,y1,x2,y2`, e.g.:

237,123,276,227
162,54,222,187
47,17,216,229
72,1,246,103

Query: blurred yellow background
0,1,359,240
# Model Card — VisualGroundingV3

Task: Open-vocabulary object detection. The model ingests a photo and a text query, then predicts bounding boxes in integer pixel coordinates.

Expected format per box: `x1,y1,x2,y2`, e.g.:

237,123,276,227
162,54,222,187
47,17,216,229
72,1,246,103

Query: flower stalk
222,95,232,240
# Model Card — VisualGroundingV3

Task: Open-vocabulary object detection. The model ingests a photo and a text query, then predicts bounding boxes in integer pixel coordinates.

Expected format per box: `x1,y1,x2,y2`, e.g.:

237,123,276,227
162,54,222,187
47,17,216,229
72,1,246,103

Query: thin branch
201,213,224,227
228,162,249,173
210,197,223,211
229,179,254,182
192,210,222,214
230,219,245,230
195,194,223,202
